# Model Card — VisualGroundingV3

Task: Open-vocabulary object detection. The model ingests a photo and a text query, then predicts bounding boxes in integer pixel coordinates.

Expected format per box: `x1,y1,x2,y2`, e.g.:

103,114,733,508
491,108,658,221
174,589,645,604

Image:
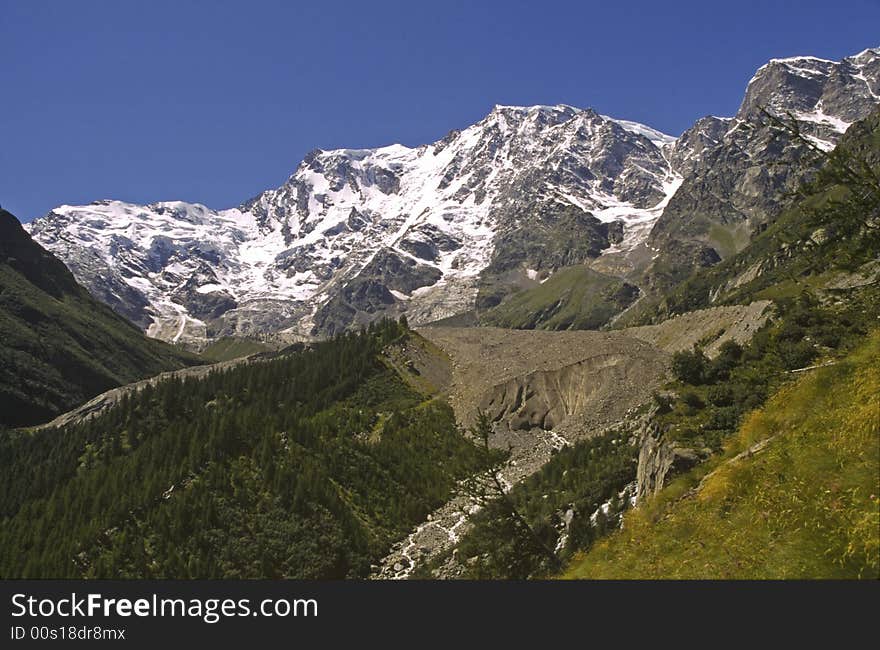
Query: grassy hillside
564,330,880,579
0,209,200,427
480,265,638,330
201,337,273,362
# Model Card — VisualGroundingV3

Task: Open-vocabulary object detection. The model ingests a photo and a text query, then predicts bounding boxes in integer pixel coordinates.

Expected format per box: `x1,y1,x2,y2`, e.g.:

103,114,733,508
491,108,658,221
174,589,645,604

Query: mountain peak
27,48,880,345
739,46,880,122
767,53,837,66
489,102,581,115
846,46,880,63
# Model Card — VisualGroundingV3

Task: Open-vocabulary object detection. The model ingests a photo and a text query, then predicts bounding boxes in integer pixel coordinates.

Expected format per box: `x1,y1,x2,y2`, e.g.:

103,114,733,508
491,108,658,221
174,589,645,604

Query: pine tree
457,411,561,573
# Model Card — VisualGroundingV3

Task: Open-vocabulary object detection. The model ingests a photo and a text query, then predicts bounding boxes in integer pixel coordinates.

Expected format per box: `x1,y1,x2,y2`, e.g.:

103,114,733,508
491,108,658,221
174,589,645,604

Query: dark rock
358,249,441,295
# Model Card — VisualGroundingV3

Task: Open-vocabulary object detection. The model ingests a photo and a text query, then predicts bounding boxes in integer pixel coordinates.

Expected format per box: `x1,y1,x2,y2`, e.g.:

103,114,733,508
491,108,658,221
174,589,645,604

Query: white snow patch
602,116,678,147
794,109,851,134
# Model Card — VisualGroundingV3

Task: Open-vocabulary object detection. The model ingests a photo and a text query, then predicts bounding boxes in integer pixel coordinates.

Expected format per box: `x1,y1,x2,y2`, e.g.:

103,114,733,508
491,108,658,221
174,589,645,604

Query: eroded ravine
372,426,568,579
372,328,668,578
371,302,772,578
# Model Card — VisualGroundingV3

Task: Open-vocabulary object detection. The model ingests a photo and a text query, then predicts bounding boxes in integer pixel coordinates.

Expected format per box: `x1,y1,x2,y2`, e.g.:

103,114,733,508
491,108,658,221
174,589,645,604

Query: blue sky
2,0,879,222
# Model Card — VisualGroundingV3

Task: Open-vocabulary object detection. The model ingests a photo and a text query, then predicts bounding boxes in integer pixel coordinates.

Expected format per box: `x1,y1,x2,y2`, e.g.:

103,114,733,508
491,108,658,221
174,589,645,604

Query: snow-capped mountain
741,49,879,146
27,48,880,344
28,105,680,343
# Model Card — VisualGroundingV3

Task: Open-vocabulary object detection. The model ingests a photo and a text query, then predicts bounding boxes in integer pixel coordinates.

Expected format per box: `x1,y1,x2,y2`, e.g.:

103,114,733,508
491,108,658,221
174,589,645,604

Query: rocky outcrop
667,116,732,178
480,354,636,432
635,420,709,501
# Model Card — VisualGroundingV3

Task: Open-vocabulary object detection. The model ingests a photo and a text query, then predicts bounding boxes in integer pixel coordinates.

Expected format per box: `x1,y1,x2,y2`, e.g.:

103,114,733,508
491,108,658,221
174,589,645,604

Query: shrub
707,385,734,407
707,406,739,430
672,348,708,385
707,341,743,382
777,340,817,371
681,390,705,409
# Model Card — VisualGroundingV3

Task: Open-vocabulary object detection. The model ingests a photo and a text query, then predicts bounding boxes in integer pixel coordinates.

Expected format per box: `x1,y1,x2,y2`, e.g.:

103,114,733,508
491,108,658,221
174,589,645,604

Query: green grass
708,223,751,259
201,337,272,362
480,265,638,330
563,330,880,579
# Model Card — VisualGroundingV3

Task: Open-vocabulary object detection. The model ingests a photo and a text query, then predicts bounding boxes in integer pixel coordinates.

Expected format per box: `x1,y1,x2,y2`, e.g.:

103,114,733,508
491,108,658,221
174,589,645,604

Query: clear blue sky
2,0,878,222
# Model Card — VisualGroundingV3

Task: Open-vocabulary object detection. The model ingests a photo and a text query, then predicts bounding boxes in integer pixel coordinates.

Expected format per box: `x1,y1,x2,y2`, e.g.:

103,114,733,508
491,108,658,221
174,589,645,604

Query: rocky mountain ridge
29,105,682,344
643,47,880,290
26,48,879,344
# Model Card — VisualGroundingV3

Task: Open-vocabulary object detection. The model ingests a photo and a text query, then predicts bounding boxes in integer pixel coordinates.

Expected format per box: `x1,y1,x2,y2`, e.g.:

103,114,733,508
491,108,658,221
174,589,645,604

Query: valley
1,44,878,581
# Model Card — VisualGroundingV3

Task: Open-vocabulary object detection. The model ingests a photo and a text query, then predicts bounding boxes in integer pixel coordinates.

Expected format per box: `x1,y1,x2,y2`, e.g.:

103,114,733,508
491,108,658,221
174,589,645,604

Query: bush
672,348,708,385
707,406,739,430
707,341,743,382
707,385,734,407
816,328,842,348
741,389,767,411
777,340,817,371
681,390,705,409
776,320,806,343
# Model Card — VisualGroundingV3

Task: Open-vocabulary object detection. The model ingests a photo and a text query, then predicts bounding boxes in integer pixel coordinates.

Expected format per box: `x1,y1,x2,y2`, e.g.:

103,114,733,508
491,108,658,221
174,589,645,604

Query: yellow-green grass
563,330,880,579
480,265,635,330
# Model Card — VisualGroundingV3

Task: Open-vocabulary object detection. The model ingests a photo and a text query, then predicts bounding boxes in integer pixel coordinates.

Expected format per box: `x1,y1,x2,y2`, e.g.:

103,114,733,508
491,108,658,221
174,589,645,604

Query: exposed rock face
667,116,733,178
645,48,880,290
635,420,708,501
417,326,670,435
481,354,643,432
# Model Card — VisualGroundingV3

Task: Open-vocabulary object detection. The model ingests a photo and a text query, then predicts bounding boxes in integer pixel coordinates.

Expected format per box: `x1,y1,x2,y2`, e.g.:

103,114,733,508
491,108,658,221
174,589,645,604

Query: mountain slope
479,265,639,330
563,329,879,579
626,104,880,325
27,107,678,343
0,209,199,427
643,47,880,291
0,321,489,578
